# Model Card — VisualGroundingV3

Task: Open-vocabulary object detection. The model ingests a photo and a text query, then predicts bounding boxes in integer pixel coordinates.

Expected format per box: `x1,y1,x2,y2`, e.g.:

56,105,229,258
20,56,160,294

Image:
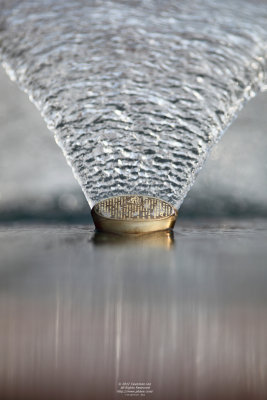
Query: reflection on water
0,220,267,399
93,230,174,249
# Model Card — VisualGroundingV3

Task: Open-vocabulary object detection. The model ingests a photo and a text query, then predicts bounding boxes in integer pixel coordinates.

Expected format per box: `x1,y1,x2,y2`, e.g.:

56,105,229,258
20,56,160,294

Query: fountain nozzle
91,195,178,234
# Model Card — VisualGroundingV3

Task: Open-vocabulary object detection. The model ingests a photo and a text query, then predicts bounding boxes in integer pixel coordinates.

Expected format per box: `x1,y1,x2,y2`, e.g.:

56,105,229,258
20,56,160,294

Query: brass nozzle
91,195,178,234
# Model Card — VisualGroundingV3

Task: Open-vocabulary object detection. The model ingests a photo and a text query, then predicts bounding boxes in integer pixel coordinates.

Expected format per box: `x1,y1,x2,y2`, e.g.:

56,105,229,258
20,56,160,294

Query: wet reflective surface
0,219,267,399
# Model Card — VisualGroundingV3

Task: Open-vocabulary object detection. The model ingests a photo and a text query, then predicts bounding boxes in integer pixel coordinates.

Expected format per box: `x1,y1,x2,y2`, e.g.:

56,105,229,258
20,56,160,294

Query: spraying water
0,0,266,209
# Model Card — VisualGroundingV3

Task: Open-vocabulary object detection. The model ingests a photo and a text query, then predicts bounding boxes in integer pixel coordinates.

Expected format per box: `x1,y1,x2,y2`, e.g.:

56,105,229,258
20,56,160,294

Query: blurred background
0,65,266,221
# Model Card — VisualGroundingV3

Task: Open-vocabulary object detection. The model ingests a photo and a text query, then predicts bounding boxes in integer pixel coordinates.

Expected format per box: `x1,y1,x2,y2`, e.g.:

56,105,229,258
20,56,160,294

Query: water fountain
1,0,267,231
1,2,267,398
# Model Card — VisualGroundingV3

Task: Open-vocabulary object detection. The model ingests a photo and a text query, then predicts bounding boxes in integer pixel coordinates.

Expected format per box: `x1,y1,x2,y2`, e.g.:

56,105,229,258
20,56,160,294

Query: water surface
0,220,267,399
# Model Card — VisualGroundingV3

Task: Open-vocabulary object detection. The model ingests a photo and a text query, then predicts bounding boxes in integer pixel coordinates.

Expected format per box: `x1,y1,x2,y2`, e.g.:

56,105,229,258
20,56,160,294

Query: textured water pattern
0,0,267,208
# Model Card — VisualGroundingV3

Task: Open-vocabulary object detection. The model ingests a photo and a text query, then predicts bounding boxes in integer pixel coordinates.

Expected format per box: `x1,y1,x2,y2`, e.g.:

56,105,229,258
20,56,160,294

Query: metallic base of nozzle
91,195,178,234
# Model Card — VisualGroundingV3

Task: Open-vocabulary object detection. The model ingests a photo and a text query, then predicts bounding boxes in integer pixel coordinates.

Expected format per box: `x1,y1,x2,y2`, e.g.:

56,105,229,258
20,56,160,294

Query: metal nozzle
91,195,178,234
